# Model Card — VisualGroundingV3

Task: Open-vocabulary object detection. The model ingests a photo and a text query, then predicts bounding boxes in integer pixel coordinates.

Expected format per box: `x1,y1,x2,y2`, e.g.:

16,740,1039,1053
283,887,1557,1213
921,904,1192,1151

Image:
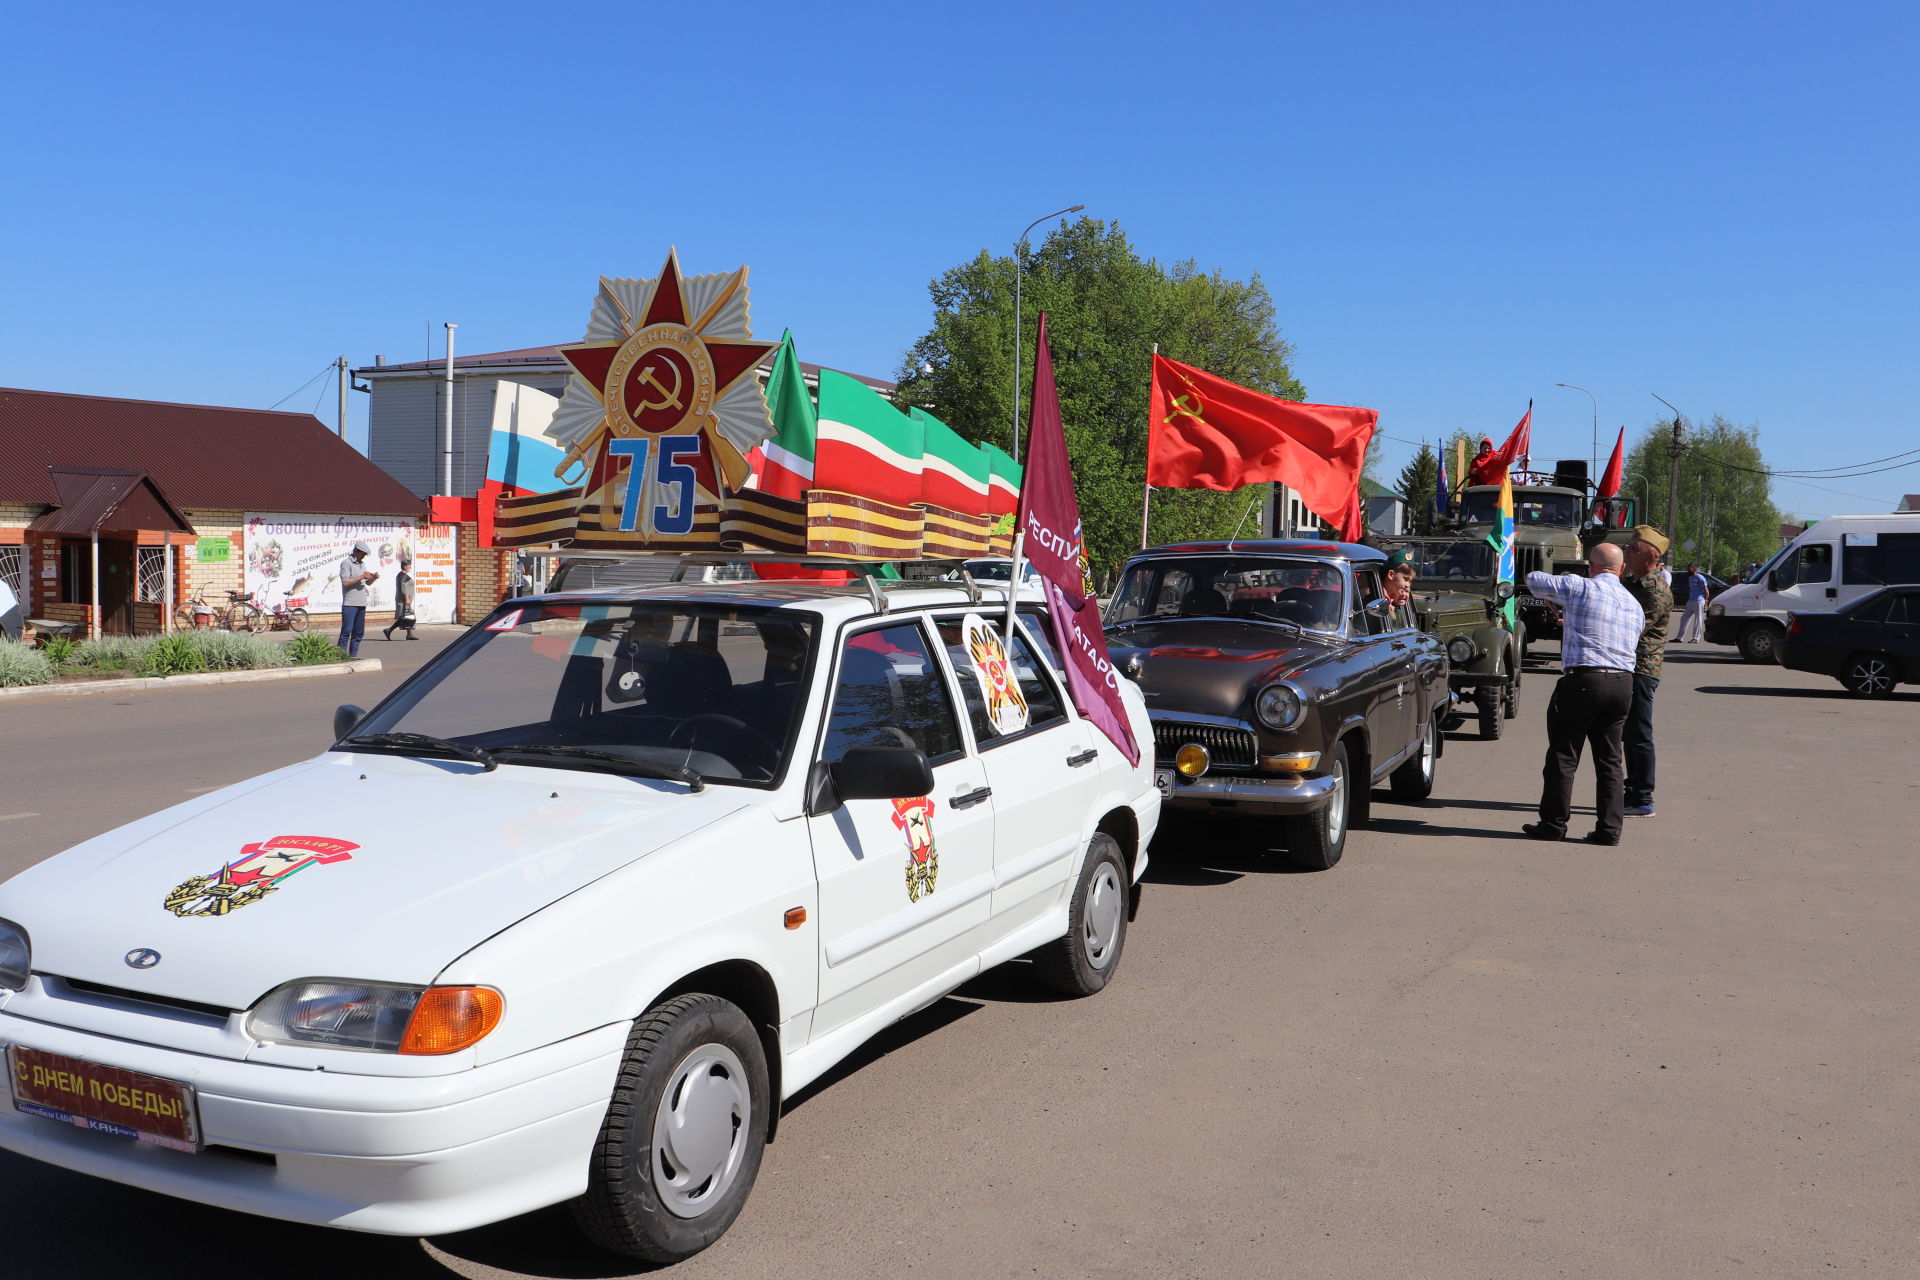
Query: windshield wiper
490,744,704,791
344,731,498,771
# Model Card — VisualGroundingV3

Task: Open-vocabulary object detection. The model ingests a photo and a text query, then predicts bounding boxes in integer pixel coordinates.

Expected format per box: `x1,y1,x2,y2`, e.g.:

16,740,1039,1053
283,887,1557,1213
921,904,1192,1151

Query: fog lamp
1174,743,1211,778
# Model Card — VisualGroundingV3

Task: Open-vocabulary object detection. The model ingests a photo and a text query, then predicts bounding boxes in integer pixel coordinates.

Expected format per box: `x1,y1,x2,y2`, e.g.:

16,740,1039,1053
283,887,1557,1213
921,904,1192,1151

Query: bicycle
175,593,214,629
224,589,309,633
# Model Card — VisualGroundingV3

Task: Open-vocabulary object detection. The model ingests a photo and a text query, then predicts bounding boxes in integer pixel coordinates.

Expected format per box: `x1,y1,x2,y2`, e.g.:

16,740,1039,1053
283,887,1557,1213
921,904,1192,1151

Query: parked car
1778,586,1920,697
1671,570,1730,608
1378,536,1522,740
1104,539,1449,870
0,577,1159,1263
1708,512,1920,662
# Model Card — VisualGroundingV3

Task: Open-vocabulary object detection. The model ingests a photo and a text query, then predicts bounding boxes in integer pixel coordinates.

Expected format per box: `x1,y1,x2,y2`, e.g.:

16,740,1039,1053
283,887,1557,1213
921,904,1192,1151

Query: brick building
0,387,426,639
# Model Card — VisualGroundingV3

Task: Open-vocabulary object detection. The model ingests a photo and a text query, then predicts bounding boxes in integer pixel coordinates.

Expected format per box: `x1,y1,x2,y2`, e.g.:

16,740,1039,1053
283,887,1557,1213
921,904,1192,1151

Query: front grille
1152,720,1257,769
57,977,233,1025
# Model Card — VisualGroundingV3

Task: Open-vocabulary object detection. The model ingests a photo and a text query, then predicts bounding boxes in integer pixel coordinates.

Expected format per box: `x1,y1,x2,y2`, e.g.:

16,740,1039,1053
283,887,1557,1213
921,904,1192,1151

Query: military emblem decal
962,613,1031,736
891,796,939,903
163,835,360,918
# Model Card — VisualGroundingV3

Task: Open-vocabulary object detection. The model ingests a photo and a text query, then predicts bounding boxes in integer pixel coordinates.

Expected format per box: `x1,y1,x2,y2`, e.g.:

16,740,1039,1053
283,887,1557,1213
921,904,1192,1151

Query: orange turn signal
399,986,504,1055
784,907,808,929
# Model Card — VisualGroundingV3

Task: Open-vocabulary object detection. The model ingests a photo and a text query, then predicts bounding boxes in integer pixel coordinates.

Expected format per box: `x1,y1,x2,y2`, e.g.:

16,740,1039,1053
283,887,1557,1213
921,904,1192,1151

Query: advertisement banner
243,515,458,624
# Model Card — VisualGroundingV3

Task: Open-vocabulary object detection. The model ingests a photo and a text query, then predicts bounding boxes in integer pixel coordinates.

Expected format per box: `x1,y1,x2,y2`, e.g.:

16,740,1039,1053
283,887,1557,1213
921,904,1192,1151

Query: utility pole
442,323,458,495
335,355,349,438
1667,417,1684,535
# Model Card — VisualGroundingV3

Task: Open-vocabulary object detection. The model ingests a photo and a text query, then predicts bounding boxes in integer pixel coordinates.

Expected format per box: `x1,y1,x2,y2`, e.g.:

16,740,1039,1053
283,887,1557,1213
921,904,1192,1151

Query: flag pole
1142,343,1158,549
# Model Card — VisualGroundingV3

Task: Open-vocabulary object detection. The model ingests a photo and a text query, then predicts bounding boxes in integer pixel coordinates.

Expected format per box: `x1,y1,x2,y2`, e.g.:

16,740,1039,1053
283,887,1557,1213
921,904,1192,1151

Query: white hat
351,540,372,555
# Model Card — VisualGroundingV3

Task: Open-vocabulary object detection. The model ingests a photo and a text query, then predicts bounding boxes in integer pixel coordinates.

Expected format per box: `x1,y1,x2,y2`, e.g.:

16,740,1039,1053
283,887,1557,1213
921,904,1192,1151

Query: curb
0,659,384,703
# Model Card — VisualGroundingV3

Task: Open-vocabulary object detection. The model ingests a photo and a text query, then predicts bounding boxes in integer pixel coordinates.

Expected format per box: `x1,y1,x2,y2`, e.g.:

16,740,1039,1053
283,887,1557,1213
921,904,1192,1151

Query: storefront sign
243,515,458,624
195,537,231,563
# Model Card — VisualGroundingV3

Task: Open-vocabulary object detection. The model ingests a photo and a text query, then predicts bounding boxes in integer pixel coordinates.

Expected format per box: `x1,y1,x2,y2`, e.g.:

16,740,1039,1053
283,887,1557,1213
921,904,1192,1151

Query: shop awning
25,466,195,536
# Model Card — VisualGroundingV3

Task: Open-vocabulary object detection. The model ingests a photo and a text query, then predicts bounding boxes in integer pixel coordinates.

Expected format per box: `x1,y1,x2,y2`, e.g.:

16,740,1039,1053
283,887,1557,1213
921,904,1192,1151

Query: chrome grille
1152,720,1257,769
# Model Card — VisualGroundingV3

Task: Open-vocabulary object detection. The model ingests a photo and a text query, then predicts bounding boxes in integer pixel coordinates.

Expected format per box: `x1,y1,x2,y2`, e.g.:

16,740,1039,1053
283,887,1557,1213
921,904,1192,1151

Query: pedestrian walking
1521,542,1642,846
336,540,378,658
1676,562,1709,643
383,551,416,641
1620,526,1673,818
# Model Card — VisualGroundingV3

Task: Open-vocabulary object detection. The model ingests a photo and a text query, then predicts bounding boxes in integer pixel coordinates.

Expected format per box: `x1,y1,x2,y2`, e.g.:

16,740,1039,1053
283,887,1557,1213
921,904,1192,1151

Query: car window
1889,595,1916,624
1110,556,1346,632
1798,544,1833,585
934,617,1068,745
822,622,963,764
1850,595,1893,624
1351,567,1387,634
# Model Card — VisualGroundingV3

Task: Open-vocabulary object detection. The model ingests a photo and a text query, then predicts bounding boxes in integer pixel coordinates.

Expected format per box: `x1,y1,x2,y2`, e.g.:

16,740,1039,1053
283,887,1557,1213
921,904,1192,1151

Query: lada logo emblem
124,948,161,969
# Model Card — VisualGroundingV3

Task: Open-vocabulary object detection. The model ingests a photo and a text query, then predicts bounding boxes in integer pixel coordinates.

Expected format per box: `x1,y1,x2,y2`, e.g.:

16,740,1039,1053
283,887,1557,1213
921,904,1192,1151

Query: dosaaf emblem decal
163,835,360,918
890,796,939,903
962,612,1030,735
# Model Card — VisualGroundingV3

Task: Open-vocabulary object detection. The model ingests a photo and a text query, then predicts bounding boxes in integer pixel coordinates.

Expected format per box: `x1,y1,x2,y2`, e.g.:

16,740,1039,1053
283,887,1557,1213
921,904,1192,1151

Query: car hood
0,752,751,1011
1107,619,1334,720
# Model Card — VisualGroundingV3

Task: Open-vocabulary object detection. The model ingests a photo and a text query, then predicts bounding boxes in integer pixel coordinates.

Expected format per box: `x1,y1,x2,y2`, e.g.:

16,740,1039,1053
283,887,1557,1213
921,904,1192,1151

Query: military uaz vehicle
1379,535,1522,739
1450,471,1585,645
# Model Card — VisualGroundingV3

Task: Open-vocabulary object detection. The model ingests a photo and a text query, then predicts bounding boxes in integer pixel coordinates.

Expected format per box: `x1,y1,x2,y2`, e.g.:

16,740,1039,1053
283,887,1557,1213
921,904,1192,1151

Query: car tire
1840,653,1897,699
1033,833,1129,997
1738,622,1783,665
572,993,770,1264
1286,740,1349,870
1390,716,1438,801
1504,648,1520,719
1477,683,1503,740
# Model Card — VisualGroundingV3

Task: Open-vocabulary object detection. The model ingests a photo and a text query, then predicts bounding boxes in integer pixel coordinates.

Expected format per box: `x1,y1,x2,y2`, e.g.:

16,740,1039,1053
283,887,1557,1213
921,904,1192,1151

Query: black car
1779,587,1920,697
1672,570,1731,607
1104,540,1450,870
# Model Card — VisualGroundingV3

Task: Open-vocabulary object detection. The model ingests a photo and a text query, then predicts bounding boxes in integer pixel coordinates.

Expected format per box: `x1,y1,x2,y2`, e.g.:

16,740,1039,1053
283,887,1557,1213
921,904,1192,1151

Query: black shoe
406,633,418,640
383,627,394,639
1582,830,1621,846
1522,823,1566,841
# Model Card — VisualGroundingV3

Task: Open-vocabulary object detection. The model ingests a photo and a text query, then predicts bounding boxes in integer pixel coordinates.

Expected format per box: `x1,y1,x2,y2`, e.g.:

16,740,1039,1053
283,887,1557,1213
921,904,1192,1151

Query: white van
1707,512,1920,662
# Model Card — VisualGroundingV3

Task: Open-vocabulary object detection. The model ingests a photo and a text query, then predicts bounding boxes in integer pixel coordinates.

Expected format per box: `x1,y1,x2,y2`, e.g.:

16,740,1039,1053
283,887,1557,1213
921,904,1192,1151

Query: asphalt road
0,639,1912,1278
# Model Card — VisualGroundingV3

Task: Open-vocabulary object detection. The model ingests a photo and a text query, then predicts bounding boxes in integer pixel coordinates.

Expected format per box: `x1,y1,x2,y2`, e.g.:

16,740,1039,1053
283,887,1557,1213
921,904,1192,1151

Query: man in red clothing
1466,437,1503,487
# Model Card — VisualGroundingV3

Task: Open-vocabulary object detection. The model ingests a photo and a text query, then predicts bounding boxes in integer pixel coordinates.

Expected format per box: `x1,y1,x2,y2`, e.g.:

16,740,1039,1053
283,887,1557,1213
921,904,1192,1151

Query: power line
267,363,335,411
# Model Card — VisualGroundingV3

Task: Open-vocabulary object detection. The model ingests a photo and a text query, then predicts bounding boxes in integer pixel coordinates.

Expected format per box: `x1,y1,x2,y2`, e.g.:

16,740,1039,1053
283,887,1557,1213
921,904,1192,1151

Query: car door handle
1826,588,1837,598
949,786,992,809
1066,748,1098,767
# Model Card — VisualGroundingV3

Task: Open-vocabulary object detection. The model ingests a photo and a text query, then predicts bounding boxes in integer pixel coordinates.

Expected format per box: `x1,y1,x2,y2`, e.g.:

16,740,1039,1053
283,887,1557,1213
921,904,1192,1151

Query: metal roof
355,346,897,392
26,467,195,535
0,387,425,515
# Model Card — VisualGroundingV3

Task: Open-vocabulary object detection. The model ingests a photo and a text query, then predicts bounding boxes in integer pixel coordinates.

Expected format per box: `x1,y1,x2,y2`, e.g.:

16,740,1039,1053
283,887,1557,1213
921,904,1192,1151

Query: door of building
100,538,136,635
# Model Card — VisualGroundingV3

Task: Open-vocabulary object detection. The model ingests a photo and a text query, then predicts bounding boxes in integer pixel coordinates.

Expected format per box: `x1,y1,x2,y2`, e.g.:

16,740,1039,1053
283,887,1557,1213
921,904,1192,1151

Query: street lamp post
1651,393,1687,536
1011,204,1084,463
1555,382,1599,481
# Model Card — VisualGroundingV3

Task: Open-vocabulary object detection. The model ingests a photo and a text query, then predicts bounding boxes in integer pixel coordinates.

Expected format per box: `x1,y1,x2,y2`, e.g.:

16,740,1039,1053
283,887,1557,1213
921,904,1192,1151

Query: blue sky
4,0,1916,519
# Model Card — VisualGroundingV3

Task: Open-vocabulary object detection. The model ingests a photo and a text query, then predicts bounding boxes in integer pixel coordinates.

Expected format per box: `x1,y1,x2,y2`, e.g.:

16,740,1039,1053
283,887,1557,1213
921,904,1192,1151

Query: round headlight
1255,683,1304,731
0,918,30,993
1446,636,1476,665
1174,743,1211,777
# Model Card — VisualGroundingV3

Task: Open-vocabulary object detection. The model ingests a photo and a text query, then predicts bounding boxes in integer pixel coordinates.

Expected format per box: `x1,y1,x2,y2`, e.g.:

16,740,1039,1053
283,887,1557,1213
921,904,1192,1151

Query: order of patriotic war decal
891,795,939,902
162,835,359,917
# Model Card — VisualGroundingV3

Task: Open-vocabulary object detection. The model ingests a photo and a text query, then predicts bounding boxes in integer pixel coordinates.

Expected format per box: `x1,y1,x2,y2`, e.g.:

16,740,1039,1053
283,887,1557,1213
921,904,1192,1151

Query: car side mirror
829,746,934,802
1495,581,1515,601
1766,570,1779,592
333,704,366,741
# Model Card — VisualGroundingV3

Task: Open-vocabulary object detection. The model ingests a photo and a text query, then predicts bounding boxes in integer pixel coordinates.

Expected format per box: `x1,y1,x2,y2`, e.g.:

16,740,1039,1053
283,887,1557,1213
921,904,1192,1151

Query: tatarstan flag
814,370,924,507
748,329,816,502
909,408,991,513
985,444,1022,519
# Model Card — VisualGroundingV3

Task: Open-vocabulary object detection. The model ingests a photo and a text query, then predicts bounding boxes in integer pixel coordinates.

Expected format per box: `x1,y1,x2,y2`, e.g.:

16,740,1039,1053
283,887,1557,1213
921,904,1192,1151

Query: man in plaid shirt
1521,542,1642,845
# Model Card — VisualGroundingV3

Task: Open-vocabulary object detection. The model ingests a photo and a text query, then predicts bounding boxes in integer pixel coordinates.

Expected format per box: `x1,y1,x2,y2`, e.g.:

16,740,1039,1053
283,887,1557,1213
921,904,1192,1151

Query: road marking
0,812,39,822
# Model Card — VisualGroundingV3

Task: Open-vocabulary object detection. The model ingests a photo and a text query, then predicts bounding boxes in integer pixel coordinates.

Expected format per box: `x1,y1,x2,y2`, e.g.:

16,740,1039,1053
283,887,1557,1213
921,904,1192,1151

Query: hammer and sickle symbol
634,359,684,413
1164,391,1205,425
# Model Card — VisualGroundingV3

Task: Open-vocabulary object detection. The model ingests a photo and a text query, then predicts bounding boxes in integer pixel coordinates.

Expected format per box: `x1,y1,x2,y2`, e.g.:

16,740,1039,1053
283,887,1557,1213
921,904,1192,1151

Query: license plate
1154,769,1174,797
6,1045,200,1153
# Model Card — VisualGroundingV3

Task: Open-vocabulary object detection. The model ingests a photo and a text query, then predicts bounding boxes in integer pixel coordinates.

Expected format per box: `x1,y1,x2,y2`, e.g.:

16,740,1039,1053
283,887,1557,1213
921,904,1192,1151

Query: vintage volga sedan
0,577,1159,1263
1104,540,1448,869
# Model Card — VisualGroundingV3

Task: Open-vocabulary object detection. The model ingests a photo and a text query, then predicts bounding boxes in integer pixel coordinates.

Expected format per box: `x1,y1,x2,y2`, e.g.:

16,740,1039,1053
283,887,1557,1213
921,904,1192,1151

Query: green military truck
1451,474,1586,646
1380,535,1523,740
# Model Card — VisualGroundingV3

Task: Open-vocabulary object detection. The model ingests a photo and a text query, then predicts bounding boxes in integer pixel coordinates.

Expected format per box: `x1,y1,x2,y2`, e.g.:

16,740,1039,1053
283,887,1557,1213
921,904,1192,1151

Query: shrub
137,633,209,678
0,640,56,687
39,635,76,667
286,633,348,666
182,630,287,671
74,635,151,670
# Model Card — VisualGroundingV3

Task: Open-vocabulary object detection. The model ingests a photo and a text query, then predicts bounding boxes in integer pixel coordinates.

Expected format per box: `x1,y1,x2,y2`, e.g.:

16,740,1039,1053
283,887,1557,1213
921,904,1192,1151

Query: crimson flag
1146,354,1375,541
1596,426,1625,499
1021,314,1139,764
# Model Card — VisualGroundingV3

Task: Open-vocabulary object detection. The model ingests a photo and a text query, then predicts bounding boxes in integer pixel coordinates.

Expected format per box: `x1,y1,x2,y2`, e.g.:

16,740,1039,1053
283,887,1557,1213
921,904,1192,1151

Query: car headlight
0,918,30,992
1255,683,1304,731
248,979,503,1055
1446,636,1476,665
1707,603,1723,617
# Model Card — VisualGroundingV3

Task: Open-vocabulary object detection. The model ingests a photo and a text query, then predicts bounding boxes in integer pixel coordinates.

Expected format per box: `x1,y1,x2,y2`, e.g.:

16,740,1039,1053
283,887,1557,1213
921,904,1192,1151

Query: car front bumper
1157,768,1339,816
0,1005,630,1236
1704,616,1742,645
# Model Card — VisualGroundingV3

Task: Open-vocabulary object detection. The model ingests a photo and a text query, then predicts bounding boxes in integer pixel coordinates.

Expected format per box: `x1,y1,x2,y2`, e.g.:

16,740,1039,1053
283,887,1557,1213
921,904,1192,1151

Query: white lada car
0,578,1158,1263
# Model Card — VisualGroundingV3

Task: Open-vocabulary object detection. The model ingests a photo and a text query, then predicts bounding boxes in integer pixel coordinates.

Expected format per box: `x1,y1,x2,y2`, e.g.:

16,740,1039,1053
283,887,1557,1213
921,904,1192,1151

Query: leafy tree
893,217,1306,578
1621,415,1780,578
1396,445,1441,535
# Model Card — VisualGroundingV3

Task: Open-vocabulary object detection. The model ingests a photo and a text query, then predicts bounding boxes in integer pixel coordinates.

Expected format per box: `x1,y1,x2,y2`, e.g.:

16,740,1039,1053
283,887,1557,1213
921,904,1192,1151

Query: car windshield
338,601,817,786
1391,540,1495,581
1459,491,1582,526
1108,556,1347,632
965,561,1014,581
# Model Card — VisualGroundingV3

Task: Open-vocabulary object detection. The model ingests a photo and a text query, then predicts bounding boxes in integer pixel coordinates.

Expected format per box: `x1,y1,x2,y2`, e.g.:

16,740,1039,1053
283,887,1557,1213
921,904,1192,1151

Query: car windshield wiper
490,744,704,791
343,731,497,771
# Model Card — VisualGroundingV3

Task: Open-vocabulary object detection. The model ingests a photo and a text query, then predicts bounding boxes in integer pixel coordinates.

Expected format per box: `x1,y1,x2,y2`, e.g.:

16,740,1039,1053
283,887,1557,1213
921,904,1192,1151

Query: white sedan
0,578,1157,1263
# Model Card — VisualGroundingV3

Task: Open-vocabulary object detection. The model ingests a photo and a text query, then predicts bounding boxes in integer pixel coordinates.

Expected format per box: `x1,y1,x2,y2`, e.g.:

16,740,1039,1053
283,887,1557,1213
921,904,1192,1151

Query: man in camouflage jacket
1621,525,1673,817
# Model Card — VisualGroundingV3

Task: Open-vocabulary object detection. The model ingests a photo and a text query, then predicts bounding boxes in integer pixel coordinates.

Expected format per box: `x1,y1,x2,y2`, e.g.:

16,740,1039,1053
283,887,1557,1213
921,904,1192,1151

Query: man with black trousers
1521,542,1643,846
1621,526,1673,817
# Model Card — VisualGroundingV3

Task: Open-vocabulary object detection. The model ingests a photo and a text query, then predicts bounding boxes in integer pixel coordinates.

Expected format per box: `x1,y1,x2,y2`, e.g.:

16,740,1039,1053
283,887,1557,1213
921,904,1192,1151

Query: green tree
1621,415,1780,578
1396,445,1441,535
893,217,1306,578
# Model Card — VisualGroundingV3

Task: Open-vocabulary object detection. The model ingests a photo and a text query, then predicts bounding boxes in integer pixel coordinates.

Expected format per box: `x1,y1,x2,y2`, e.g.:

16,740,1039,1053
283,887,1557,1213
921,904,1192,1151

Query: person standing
1381,548,1419,628
1521,542,1642,846
383,551,416,641
337,540,378,658
1676,562,1709,643
1620,527,1673,818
